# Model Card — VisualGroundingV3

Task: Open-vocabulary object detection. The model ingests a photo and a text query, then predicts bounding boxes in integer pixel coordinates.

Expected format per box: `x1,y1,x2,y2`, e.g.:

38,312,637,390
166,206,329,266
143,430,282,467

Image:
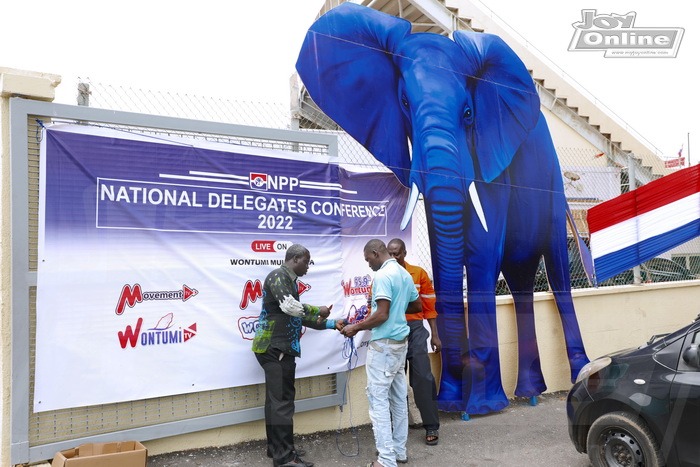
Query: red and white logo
183,323,197,342
250,172,268,190
251,240,276,252
297,281,311,295
115,283,198,315
251,240,292,253
239,279,310,310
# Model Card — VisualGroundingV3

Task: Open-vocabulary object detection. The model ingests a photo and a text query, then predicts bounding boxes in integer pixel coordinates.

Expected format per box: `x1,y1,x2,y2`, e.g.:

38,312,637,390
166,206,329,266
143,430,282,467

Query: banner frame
9,97,346,465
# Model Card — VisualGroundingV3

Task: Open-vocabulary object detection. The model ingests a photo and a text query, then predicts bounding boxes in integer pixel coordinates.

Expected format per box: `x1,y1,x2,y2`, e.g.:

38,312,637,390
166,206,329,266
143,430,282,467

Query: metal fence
9,97,347,465
77,78,700,293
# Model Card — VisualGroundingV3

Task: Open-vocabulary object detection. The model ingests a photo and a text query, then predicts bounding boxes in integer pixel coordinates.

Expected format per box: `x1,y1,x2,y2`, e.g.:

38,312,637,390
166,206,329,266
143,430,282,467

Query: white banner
34,124,409,412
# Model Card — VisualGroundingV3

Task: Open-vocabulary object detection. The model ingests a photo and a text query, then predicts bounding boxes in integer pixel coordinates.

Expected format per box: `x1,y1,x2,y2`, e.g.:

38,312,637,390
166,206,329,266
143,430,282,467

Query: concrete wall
497,281,700,394
1,67,60,467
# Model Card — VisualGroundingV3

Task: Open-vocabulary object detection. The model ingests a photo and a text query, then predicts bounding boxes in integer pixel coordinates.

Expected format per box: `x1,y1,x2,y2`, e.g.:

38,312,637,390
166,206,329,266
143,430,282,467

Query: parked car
567,315,700,467
601,257,697,286
643,258,697,282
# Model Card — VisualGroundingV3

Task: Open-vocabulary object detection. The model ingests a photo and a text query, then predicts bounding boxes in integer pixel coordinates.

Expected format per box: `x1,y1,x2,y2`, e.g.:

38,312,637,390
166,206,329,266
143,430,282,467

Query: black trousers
255,348,297,464
406,320,440,430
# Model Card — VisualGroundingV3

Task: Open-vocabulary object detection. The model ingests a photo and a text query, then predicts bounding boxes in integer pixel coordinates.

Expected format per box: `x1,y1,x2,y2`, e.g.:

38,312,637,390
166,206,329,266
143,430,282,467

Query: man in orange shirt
387,238,441,446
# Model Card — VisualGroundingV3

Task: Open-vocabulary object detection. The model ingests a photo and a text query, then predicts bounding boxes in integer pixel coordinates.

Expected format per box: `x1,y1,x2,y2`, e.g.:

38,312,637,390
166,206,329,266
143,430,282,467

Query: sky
480,0,698,163
1,0,696,163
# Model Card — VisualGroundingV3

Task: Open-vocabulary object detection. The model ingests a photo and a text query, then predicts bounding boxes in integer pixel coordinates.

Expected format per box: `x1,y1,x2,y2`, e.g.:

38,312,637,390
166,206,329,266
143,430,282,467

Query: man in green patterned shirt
252,243,341,467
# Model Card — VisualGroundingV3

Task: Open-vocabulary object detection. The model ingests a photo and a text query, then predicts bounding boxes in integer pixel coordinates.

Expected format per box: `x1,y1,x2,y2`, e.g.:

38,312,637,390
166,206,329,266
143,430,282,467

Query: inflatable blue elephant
297,3,590,414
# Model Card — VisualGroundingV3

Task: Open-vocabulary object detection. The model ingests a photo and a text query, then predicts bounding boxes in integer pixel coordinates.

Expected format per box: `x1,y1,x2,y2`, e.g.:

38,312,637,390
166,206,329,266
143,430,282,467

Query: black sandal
426,428,439,445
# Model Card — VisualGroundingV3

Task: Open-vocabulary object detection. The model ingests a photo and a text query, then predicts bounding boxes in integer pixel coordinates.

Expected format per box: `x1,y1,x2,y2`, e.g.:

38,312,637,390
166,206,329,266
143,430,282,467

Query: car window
676,329,700,372
654,332,687,369
648,259,681,273
641,258,695,282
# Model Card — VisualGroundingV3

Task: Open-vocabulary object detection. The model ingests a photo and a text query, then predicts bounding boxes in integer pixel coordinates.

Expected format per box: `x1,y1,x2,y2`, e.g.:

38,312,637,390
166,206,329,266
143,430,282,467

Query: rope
335,315,361,457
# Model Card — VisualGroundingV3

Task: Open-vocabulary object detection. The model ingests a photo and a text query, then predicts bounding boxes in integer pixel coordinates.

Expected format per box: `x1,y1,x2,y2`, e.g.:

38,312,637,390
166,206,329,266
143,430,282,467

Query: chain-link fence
75,78,700,294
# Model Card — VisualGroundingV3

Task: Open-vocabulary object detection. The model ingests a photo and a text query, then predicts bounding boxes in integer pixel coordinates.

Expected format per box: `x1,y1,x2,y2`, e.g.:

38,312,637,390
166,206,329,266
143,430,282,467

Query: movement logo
117,312,198,349
115,283,198,315
569,10,684,57
239,279,311,309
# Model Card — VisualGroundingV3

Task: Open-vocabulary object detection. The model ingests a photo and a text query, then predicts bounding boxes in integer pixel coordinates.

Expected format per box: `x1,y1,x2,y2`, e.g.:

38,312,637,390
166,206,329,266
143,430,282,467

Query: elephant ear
296,3,413,186
453,31,540,183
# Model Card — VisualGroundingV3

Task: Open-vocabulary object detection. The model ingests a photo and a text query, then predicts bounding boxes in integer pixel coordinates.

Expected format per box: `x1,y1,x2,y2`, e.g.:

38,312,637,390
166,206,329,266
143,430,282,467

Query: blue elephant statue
296,3,590,415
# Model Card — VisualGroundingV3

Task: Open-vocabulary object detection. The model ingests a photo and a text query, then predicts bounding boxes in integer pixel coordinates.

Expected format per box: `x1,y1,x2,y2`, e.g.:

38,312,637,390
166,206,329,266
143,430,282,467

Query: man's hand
319,304,332,319
334,320,345,331
428,319,441,352
316,304,333,324
341,323,360,338
431,334,442,353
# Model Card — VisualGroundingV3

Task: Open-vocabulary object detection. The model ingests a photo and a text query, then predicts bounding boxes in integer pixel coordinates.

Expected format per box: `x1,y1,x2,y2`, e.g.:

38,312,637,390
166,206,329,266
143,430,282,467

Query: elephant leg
464,288,508,414
544,240,590,383
435,289,470,412
427,183,510,414
461,237,510,415
461,182,510,415
550,289,590,382
502,257,547,397
511,291,547,396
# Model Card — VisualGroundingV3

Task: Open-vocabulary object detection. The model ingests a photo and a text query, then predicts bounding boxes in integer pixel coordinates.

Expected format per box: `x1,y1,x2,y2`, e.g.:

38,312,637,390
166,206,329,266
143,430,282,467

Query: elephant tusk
400,183,420,230
469,182,488,232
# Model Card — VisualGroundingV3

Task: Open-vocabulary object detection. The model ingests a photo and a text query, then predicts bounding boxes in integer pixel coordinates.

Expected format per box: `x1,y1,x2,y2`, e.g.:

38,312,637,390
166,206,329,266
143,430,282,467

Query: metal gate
9,97,346,465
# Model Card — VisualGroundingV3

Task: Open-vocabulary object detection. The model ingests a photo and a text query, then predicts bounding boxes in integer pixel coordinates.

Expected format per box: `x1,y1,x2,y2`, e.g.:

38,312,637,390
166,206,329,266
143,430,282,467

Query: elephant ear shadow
453,30,540,183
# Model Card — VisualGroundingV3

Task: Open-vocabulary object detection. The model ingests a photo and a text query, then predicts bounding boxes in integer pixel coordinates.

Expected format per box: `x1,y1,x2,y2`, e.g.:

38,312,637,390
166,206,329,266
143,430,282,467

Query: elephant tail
566,205,596,287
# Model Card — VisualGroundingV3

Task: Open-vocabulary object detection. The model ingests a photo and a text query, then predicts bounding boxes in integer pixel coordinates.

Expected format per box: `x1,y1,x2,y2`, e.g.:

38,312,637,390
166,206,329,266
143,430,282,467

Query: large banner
34,124,408,412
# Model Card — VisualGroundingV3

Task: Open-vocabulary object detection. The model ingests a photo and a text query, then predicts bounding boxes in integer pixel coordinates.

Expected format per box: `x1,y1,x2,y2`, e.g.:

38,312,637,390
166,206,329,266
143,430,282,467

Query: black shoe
273,455,314,467
268,447,306,458
273,461,305,467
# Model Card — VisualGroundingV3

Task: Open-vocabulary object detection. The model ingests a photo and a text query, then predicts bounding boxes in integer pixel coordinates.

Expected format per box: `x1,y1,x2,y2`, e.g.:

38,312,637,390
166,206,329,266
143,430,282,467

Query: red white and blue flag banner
34,124,408,412
589,164,700,282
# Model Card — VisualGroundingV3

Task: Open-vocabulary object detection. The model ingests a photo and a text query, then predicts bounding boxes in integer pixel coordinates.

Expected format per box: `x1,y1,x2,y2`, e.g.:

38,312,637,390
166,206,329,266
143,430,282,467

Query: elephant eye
463,106,474,124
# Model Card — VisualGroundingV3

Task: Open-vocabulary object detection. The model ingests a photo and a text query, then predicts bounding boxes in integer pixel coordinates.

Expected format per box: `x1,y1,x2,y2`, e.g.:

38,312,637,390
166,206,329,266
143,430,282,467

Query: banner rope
335,316,360,457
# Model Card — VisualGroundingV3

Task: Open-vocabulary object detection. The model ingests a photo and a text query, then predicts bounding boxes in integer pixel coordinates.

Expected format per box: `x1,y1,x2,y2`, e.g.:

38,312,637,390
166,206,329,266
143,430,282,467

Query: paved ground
147,391,592,467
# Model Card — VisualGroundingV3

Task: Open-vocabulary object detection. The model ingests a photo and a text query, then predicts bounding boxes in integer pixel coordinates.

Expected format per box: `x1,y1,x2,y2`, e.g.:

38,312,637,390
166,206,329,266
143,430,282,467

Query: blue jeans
366,338,409,467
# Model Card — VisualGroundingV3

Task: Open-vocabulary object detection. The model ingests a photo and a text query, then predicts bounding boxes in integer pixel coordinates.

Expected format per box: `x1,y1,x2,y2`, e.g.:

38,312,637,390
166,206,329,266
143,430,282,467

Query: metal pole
77,82,90,106
628,154,643,284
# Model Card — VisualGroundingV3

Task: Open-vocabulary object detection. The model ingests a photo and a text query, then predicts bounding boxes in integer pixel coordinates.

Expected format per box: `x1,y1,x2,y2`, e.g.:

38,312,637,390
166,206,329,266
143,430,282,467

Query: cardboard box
52,441,147,467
